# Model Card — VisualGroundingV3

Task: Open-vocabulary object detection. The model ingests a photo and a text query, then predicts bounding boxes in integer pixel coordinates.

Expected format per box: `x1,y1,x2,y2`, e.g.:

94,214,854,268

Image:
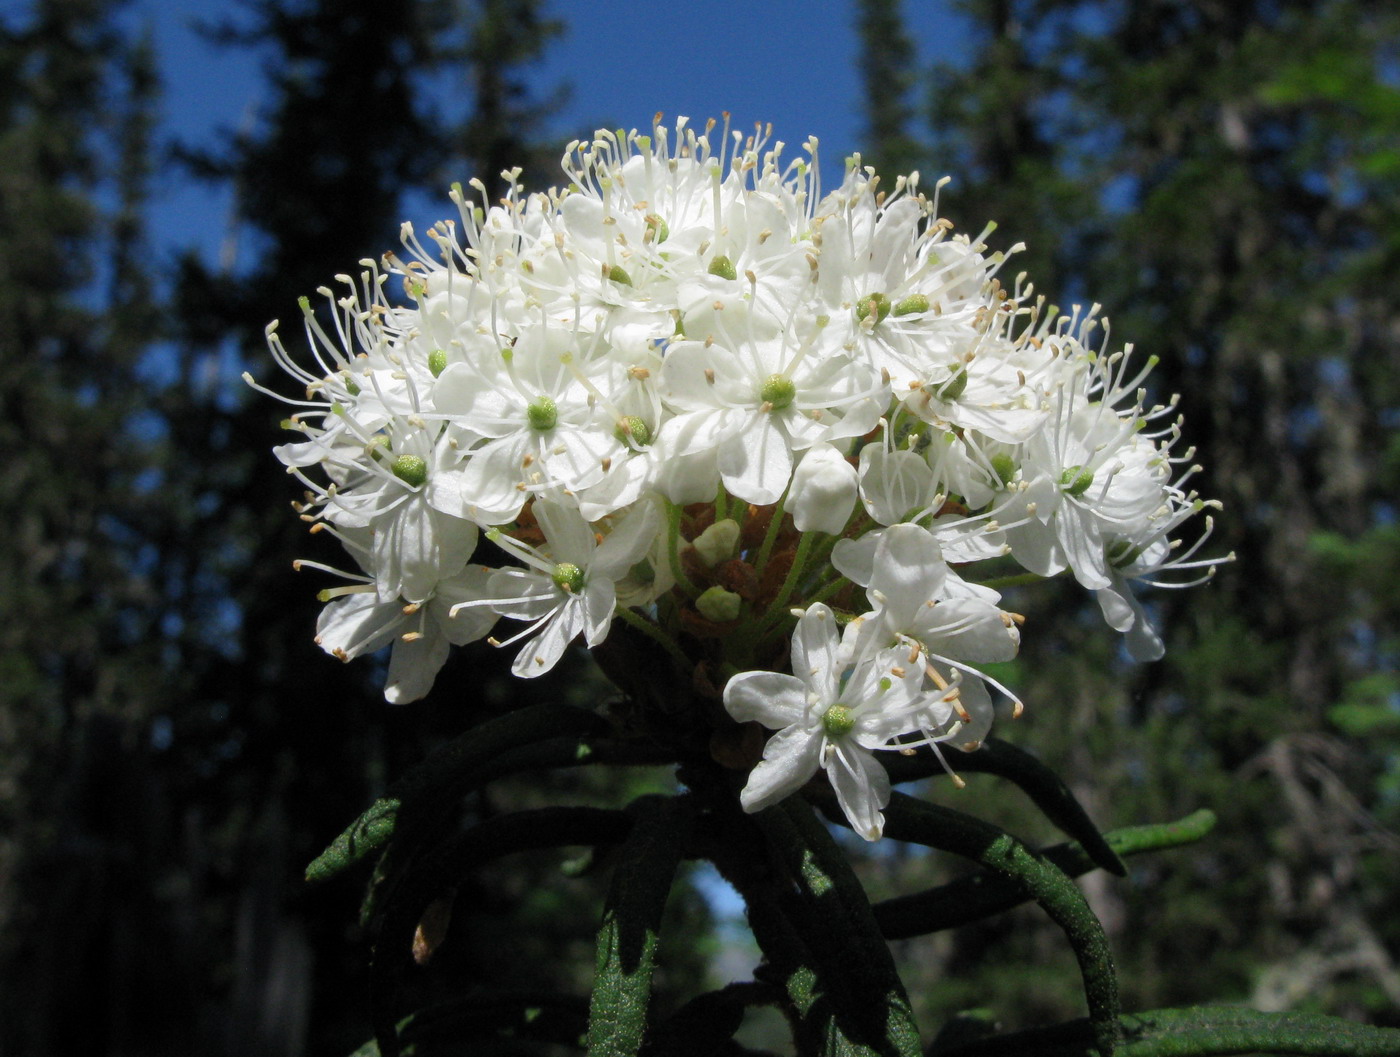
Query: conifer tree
897,0,1400,1027
0,2,171,1053
161,3,693,1051
855,0,924,179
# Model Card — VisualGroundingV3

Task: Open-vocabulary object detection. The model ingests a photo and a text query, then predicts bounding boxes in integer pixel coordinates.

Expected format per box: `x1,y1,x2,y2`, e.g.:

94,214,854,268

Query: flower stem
613,605,692,669
980,571,1049,590
745,531,818,645
752,492,788,577
664,499,701,597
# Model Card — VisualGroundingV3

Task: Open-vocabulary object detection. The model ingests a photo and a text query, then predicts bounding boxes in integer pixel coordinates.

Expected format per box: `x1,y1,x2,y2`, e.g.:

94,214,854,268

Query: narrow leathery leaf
307,797,400,884
646,982,781,1055
368,807,633,1057
879,793,1120,1056
876,810,1217,939
885,738,1126,876
587,795,694,1057
700,777,909,1054
931,1006,1400,1057
305,703,610,882
700,799,850,1055
755,798,923,1057
928,1010,1001,1055
358,847,397,930
1115,1006,1400,1057
356,993,591,1056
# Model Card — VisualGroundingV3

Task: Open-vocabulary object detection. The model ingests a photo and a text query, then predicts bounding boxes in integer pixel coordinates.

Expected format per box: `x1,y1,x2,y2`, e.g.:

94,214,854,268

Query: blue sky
115,0,971,269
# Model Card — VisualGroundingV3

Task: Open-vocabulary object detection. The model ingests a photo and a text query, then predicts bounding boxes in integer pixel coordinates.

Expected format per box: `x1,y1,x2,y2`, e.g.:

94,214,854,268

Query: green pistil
1107,539,1144,567
614,415,652,447
822,705,856,737
527,395,558,431
344,378,361,396
1060,464,1094,497
855,292,891,323
551,562,585,593
391,454,428,488
607,264,633,286
933,366,968,402
893,293,929,316
759,373,797,411
990,452,1018,486
708,254,737,280
428,349,448,377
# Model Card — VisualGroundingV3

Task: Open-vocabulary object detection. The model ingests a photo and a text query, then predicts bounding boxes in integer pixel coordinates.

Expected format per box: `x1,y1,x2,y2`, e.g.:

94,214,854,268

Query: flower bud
789,444,858,534
692,518,740,567
696,585,742,623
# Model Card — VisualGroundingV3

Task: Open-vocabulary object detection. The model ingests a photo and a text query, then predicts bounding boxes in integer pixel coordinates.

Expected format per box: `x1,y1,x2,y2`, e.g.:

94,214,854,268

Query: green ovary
391,454,428,488
822,705,856,737
893,293,929,316
527,395,558,431
855,292,891,323
1060,464,1094,497
759,374,797,411
551,562,585,593
615,415,652,447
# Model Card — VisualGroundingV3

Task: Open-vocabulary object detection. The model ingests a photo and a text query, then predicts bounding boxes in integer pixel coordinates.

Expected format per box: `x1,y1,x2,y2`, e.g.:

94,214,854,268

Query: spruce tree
0,2,173,1053
897,0,1400,1027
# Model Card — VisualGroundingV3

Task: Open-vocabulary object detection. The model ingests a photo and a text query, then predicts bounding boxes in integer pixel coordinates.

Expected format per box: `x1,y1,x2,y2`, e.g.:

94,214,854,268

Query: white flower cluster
254,118,1223,839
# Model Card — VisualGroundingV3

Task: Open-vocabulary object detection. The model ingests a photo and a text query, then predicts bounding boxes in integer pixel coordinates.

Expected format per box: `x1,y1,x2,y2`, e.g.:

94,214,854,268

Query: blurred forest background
2,0,1398,1053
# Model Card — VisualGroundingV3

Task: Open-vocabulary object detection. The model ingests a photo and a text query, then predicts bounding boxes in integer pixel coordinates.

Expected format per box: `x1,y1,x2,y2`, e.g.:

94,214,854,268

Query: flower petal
739,725,822,813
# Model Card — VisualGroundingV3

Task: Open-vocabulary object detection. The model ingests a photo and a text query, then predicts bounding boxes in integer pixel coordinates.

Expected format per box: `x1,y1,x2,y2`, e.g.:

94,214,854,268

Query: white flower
252,115,1226,756
656,317,881,506
466,496,661,678
314,563,499,703
789,443,859,534
431,323,627,524
724,604,928,839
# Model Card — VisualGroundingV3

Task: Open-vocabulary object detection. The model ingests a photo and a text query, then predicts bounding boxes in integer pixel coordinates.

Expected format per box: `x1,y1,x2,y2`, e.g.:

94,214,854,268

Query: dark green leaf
306,703,611,882
879,793,1121,1056
587,795,694,1057
876,810,1216,939
754,798,923,1057
935,1005,1400,1056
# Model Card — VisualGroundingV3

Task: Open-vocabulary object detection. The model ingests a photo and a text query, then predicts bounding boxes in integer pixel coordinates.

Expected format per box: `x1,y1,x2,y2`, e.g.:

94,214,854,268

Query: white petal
315,592,402,660
581,580,616,647
825,741,890,841
867,523,947,628
791,604,841,704
534,496,597,566
718,415,793,506
739,725,823,813
512,598,585,678
831,531,882,587
591,499,662,579
724,671,809,728
384,630,452,704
